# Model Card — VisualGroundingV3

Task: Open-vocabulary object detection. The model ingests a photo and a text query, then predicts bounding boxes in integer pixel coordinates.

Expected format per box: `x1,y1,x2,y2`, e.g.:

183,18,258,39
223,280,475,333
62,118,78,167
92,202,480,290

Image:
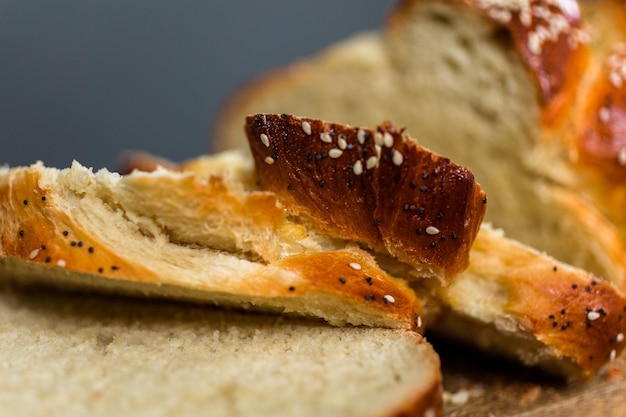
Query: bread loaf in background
213,0,626,293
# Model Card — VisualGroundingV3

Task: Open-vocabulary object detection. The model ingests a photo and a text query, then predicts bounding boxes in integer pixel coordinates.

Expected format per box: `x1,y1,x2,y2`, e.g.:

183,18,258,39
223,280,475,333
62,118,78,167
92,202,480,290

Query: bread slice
415,224,626,381
0,160,423,331
0,284,443,417
213,0,626,290
120,148,626,381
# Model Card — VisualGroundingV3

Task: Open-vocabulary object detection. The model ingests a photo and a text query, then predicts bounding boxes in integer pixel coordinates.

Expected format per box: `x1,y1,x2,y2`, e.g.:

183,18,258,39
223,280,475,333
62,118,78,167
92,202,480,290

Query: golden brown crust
390,0,590,125
426,225,626,380
0,162,424,331
245,114,486,283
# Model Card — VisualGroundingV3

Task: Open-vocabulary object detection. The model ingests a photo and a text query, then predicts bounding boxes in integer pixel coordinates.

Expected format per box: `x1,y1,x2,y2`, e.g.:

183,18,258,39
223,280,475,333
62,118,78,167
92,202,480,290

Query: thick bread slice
0,285,443,417
0,161,424,331
415,224,626,381
246,114,487,283
213,0,626,290
122,150,626,380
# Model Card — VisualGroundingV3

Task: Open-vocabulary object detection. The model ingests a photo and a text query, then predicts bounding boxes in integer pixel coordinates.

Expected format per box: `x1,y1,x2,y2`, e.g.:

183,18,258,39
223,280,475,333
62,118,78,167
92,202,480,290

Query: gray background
1,1,395,170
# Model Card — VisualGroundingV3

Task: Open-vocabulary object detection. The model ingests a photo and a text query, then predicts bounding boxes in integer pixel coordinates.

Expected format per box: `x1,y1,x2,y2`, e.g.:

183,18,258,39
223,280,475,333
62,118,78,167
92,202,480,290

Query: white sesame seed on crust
366,156,378,170
57,259,67,268
260,133,270,147
610,349,617,361
264,156,275,165
328,148,343,158
353,160,364,176
320,132,332,143
383,132,394,148
338,135,347,149
392,149,404,166
598,107,610,124
349,262,362,271
302,121,312,135
609,71,623,89
29,249,40,260
618,148,626,166
587,311,601,321
357,129,366,144
417,315,423,328
617,333,625,343
426,226,440,235
383,294,396,304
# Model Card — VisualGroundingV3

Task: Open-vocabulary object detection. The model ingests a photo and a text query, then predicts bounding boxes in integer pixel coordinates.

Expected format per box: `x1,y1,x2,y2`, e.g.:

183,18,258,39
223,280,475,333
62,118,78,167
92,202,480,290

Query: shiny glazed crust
246,114,487,283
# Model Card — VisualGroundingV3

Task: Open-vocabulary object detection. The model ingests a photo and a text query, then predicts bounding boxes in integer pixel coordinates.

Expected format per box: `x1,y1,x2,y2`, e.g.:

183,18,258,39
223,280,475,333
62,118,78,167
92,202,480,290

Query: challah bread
0,159,424,332
213,0,626,290
246,114,486,283
415,224,626,381
120,145,626,381
0,284,443,417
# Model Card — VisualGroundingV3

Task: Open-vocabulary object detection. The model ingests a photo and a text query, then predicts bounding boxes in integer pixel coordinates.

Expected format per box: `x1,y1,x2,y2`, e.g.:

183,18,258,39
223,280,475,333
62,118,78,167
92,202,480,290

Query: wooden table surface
434,335,626,417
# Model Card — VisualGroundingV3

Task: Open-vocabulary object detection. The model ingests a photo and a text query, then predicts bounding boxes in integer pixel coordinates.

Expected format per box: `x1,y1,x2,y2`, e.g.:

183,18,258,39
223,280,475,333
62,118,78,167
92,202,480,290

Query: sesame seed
610,71,623,88
383,294,395,304
426,226,440,235
57,259,66,268
320,132,332,143
610,349,617,361
260,133,270,147
587,311,601,321
353,160,363,176
349,262,362,270
599,107,610,124
617,333,625,343
328,148,343,158
392,149,404,166
383,132,394,148
338,136,347,150
366,156,377,170
302,121,312,135
28,249,39,260
264,156,275,165
618,148,626,166
357,129,366,144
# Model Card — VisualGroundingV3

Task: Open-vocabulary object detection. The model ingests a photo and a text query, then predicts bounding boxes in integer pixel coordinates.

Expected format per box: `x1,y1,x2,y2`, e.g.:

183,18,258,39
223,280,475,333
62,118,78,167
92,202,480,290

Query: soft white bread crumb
0,285,442,417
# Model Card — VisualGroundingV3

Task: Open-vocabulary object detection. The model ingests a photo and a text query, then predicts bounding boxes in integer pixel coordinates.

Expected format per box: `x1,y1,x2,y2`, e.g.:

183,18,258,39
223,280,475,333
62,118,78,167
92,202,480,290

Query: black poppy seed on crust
41,196,46,201
288,286,295,292
63,230,69,237
88,247,94,253
410,181,417,189
111,265,119,271
572,284,578,289
338,277,346,284
18,230,24,237
23,199,28,205
553,265,558,271
40,245,46,250
365,277,373,286
44,256,51,263
364,295,375,301
70,241,77,247
482,197,488,204
98,267,104,273
419,186,428,193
